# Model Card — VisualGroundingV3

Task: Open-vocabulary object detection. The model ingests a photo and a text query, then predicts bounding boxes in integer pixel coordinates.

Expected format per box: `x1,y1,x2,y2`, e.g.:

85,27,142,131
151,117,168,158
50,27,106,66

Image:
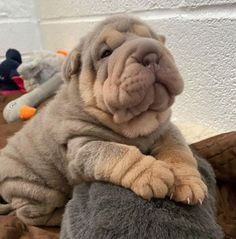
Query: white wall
0,0,41,60
1,0,235,132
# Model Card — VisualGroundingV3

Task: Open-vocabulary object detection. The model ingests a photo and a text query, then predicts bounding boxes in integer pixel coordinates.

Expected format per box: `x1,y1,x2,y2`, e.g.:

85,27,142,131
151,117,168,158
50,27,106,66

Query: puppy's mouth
149,63,175,109
147,62,173,95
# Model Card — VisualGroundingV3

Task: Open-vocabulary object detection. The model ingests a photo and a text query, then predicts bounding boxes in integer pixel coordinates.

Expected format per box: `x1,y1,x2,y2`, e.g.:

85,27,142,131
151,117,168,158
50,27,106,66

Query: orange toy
56,50,68,57
19,106,37,120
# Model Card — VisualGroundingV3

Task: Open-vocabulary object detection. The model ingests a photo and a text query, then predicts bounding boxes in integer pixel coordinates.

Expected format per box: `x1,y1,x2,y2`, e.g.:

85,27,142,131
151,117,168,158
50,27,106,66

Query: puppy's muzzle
103,38,183,123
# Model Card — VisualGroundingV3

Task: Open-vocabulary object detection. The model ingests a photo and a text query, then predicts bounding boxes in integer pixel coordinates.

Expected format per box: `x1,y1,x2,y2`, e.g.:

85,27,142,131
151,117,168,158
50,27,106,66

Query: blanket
60,155,223,239
0,93,235,239
192,132,236,238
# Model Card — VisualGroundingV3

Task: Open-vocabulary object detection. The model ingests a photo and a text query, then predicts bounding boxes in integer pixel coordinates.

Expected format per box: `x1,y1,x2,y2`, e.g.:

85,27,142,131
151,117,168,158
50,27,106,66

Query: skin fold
0,15,207,226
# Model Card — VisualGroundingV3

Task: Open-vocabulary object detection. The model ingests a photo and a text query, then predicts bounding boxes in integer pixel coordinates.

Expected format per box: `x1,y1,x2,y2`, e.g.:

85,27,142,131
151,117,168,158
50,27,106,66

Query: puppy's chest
125,136,160,155
56,117,162,155
99,130,161,155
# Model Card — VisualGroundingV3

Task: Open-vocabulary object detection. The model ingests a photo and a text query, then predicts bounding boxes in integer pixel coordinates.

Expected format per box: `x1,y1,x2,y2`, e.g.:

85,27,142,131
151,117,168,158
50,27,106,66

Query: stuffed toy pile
0,49,25,95
3,51,65,123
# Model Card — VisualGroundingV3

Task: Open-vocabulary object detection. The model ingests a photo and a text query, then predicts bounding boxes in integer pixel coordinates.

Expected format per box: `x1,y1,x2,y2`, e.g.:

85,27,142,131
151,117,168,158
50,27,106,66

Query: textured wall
0,0,41,60
1,0,235,132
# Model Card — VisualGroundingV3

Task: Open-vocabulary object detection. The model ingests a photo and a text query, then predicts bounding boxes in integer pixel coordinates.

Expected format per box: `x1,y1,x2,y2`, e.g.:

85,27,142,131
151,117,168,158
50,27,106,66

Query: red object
0,90,24,95
0,76,25,95
11,76,25,92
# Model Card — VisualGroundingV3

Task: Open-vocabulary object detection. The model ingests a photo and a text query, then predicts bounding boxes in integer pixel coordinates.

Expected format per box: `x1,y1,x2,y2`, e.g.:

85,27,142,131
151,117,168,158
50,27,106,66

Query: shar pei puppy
0,15,207,226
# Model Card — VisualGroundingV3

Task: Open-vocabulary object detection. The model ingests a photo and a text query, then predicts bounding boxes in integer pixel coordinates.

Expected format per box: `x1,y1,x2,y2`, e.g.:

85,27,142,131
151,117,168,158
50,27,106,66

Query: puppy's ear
63,48,81,82
149,29,166,44
157,34,166,44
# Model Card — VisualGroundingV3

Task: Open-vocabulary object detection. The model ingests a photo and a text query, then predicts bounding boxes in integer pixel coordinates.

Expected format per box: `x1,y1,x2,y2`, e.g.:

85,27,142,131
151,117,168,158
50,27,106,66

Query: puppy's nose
142,53,159,67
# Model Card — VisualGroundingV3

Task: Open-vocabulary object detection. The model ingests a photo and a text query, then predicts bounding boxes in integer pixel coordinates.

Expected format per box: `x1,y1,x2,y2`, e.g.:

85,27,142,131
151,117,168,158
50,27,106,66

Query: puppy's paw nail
170,193,173,200
198,199,203,205
187,197,190,205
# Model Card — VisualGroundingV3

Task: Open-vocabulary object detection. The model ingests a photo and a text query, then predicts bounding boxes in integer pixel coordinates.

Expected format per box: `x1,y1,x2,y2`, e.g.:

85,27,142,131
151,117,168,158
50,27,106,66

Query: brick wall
0,0,41,59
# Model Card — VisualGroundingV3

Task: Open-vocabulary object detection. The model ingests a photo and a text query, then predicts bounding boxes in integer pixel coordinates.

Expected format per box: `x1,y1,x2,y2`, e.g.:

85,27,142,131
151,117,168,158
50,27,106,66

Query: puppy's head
63,16,184,138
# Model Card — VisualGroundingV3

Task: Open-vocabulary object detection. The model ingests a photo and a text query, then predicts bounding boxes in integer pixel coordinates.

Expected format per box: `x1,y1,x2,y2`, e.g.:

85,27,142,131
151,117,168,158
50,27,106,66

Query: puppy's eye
101,49,113,59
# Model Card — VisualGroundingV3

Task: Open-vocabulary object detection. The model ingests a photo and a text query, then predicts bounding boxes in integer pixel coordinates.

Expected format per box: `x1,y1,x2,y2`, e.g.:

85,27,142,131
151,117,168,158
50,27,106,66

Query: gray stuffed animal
3,51,65,123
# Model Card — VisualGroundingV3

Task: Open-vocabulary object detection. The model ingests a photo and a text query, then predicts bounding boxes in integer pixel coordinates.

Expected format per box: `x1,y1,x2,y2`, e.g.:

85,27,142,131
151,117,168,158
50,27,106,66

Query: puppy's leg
151,123,208,205
67,138,174,200
1,180,67,226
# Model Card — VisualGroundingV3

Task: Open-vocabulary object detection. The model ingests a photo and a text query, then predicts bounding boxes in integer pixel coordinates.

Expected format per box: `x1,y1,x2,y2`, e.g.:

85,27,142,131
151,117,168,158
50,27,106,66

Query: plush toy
56,50,68,57
3,51,65,123
20,50,66,92
0,49,25,95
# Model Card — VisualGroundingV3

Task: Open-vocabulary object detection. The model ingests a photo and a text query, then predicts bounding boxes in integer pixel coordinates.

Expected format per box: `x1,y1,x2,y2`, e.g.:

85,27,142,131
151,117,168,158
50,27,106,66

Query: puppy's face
64,16,184,138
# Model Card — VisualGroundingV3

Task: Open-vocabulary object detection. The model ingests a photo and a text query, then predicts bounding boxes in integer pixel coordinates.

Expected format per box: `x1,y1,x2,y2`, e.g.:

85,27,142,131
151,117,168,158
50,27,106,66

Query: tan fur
94,145,174,199
151,125,207,204
79,69,96,106
0,15,207,226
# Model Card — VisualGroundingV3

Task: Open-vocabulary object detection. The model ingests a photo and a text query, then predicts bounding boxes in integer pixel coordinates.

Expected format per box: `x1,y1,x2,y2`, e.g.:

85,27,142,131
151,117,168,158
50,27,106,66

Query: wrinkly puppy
0,16,207,226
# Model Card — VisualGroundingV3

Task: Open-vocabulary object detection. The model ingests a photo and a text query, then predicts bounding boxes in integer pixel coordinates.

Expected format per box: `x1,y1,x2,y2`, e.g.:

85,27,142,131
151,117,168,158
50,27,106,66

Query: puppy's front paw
121,157,174,200
170,168,208,205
